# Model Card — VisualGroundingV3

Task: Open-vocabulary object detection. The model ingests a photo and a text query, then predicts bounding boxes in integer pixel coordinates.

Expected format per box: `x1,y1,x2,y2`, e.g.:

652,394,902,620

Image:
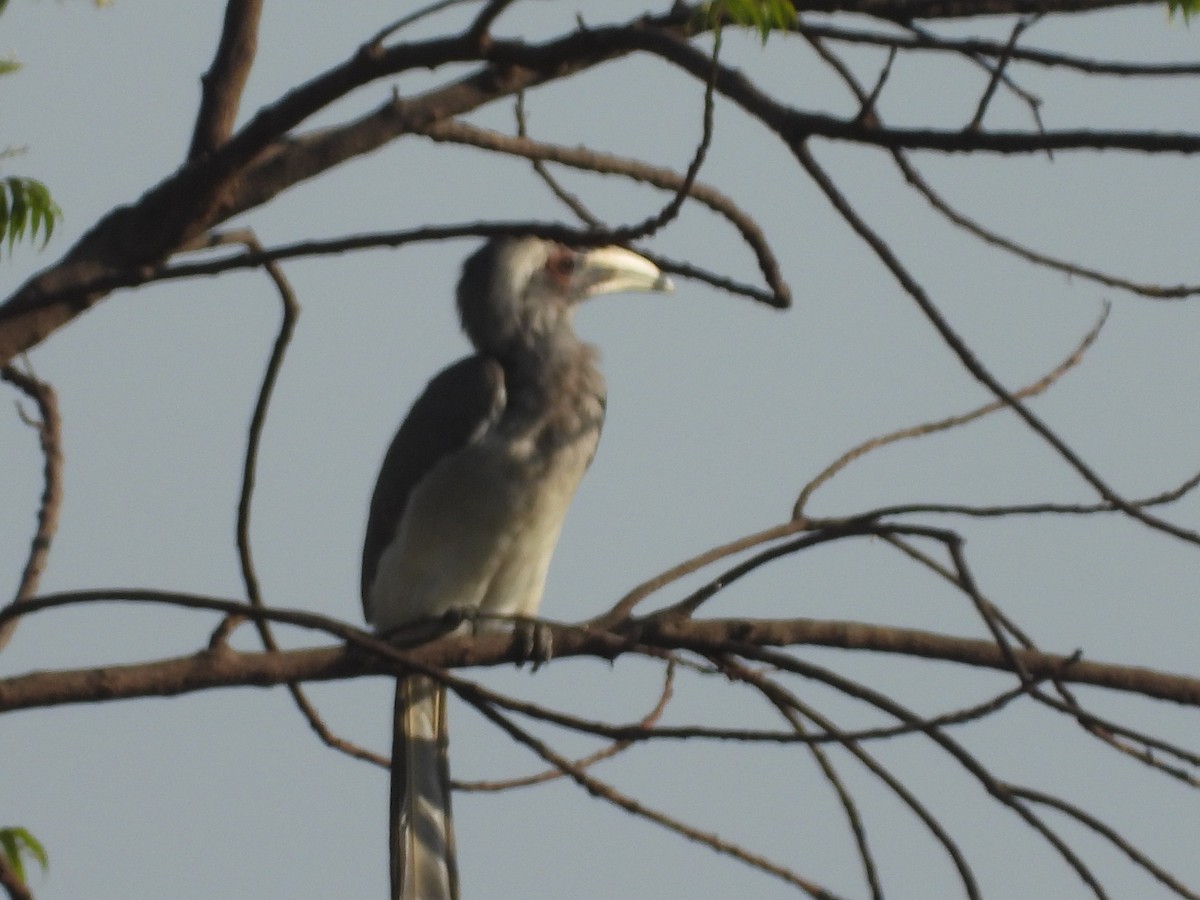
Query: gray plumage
361,236,673,900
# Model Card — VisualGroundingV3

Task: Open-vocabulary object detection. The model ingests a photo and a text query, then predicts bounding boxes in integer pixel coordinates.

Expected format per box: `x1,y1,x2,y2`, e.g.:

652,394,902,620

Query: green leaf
702,0,797,44
1167,0,1200,20
9,184,28,253
0,57,20,77
1,177,62,254
0,827,49,885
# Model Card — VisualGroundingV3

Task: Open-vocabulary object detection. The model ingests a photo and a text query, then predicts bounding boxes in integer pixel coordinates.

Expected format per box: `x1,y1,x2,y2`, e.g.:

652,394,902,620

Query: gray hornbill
361,235,674,900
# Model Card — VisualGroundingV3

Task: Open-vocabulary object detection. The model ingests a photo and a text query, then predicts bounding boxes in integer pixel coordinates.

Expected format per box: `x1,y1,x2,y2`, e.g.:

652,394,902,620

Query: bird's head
457,236,674,357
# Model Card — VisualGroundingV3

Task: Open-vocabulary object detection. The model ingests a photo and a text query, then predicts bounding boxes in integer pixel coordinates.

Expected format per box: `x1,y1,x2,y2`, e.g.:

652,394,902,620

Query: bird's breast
366,388,603,633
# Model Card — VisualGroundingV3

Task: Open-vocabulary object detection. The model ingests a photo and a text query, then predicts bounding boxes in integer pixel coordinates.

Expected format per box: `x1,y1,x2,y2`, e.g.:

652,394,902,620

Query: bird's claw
514,618,554,671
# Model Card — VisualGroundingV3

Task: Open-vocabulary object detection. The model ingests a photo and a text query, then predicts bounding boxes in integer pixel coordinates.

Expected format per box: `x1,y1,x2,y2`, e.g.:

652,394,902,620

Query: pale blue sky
2,3,1199,899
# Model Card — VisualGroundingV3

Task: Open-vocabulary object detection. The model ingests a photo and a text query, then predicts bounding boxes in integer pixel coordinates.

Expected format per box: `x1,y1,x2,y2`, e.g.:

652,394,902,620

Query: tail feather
391,675,458,900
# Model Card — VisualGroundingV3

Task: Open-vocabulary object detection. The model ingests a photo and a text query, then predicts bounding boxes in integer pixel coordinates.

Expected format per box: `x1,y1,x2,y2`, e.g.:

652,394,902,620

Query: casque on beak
573,245,675,299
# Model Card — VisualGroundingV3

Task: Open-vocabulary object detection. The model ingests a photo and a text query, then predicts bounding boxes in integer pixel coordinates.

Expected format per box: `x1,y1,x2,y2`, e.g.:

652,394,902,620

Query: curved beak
573,245,675,299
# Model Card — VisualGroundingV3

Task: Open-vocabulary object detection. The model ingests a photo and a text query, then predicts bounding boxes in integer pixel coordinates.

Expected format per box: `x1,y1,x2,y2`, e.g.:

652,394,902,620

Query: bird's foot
513,617,554,672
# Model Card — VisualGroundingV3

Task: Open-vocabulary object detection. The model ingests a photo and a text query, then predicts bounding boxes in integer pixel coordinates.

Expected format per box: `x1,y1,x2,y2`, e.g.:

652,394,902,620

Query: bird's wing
360,354,505,621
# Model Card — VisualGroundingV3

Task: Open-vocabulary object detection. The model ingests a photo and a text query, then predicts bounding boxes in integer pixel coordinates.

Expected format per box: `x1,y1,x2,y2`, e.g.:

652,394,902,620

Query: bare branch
0,363,63,652
595,520,807,626
7,10,1200,365
188,232,388,769
140,223,787,309
795,306,1107,516
734,646,1109,897
716,658,889,899
466,0,517,48
4,589,1200,710
1012,787,1200,898
603,29,722,246
414,118,789,305
965,15,1037,131
891,152,1200,299
855,465,1200,520
460,693,846,900
188,0,264,159
787,139,1200,546
367,0,479,47
796,21,1200,76
514,92,603,228
454,660,677,792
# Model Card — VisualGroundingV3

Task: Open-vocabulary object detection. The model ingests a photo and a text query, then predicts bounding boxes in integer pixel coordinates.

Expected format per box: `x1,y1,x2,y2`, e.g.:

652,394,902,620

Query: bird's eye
547,249,576,280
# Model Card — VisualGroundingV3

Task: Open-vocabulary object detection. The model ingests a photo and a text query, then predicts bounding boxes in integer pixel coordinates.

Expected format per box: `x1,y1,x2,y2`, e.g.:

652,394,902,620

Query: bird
360,235,674,900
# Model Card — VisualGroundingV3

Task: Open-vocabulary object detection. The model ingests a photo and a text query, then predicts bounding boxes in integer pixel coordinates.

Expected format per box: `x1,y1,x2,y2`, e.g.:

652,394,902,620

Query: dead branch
796,20,1200,76
795,306,1107,516
188,0,264,160
0,364,63,652
462,693,844,899
3,590,1200,711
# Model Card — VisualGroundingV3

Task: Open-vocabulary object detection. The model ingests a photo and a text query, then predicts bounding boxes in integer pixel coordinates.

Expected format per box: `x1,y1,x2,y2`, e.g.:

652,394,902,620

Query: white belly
367,432,595,634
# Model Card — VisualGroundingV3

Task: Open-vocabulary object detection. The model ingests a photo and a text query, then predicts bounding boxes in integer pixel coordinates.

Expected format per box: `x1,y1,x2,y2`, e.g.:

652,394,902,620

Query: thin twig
858,48,897,127
460,693,849,899
603,29,722,245
466,0,516,47
415,112,787,305
454,660,676,792
365,0,478,48
1031,690,1200,787
797,18,870,106
715,657,888,900
205,229,298,644
790,139,1200,547
735,644,1111,899
794,305,1107,516
513,92,601,228
965,16,1037,132
197,231,388,769
854,463,1200,521
151,222,788,307
891,150,1200,299
595,519,807,626
1012,787,1200,899
0,362,64,652
794,20,1200,76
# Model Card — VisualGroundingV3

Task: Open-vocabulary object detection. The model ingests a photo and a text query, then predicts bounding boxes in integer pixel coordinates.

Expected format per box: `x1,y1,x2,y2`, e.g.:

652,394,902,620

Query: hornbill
361,235,674,900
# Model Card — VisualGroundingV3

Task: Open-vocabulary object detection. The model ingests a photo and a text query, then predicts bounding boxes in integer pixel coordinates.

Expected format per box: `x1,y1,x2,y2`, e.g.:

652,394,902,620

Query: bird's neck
492,324,604,415
494,320,589,384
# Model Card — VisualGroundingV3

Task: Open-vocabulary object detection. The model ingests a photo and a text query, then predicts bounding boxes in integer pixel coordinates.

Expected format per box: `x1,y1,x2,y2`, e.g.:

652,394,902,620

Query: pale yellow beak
574,245,675,299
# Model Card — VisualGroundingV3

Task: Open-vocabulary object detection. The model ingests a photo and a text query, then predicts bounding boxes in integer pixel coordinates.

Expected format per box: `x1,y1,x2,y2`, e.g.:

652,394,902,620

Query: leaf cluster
701,0,797,43
0,827,48,886
0,177,60,254
1167,0,1200,19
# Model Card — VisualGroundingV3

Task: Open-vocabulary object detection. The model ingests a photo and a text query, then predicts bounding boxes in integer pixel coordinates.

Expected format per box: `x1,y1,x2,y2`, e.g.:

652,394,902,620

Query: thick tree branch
0,11,691,365
3,8,1196,365
2,597,1198,712
620,29,1200,153
796,20,1200,74
188,0,264,160
793,0,1149,15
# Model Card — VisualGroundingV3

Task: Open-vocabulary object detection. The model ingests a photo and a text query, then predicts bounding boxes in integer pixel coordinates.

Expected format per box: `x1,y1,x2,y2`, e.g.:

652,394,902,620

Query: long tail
391,674,459,900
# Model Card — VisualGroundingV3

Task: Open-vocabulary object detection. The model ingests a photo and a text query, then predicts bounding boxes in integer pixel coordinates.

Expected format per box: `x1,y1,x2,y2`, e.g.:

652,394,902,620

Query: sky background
2,2,1199,898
